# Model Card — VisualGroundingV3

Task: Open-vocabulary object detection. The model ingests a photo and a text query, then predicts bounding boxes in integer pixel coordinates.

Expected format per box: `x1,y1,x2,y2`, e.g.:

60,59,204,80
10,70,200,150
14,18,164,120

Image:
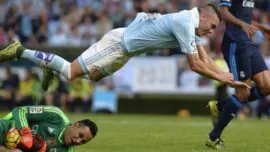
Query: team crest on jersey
240,71,246,78
190,40,196,50
29,107,43,114
242,0,254,8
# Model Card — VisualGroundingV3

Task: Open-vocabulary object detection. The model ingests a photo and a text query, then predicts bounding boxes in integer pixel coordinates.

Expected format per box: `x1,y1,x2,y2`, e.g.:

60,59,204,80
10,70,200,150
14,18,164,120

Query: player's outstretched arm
196,45,250,88
187,46,250,88
196,45,225,75
186,51,231,84
220,5,257,38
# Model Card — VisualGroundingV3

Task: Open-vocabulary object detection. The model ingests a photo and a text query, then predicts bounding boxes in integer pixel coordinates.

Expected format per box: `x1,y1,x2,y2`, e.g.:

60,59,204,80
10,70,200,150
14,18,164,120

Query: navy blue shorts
221,37,268,81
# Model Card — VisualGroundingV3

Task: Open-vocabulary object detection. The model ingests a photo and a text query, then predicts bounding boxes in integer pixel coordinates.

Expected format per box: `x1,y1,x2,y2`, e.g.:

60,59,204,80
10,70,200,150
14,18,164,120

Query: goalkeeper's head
64,119,98,146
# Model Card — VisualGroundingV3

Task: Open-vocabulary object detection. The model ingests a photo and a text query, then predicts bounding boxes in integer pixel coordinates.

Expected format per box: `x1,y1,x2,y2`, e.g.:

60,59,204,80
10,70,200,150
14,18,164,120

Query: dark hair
198,3,222,22
78,119,98,137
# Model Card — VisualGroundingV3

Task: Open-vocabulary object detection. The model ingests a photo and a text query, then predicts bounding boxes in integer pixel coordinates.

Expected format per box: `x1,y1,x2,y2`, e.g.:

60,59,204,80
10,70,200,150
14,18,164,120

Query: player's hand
241,22,258,39
18,127,33,151
229,81,251,89
220,73,251,89
220,72,234,85
31,136,47,152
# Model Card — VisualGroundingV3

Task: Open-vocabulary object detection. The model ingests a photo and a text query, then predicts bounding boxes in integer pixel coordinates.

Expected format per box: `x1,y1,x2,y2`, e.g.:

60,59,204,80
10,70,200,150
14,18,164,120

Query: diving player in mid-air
0,4,248,89
206,0,270,149
0,106,98,152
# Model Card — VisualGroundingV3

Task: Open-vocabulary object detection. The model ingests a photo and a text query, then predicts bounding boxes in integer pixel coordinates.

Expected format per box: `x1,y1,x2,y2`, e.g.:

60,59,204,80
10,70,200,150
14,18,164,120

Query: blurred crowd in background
0,0,269,117
0,0,209,47
0,0,268,55
0,0,268,56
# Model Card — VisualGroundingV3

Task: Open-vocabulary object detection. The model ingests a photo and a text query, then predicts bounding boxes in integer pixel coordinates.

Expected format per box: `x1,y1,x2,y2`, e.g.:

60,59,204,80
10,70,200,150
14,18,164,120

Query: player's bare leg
70,59,85,80
252,70,270,96
42,59,105,90
234,79,252,101
69,59,104,82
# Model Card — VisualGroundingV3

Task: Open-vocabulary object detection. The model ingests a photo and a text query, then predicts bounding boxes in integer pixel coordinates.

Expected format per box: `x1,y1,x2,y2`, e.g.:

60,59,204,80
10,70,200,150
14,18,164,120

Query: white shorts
78,28,131,77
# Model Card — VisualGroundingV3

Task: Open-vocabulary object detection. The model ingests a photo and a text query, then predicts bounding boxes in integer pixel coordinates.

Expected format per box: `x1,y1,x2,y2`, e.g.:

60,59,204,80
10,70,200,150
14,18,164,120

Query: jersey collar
191,7,199,28
58,122,72,144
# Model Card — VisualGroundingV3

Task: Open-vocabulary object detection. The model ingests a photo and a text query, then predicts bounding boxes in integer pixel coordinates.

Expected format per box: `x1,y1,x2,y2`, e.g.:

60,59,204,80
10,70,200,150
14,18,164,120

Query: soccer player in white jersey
0,4,249,90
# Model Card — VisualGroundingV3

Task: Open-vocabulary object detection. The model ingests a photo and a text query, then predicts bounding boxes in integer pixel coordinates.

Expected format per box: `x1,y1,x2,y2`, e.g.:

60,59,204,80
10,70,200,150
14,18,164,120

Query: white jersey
121,7,201,55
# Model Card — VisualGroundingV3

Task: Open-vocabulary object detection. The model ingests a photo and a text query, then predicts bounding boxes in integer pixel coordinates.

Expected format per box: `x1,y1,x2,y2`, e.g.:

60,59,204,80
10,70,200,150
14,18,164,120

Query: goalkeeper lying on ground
0,106,98,152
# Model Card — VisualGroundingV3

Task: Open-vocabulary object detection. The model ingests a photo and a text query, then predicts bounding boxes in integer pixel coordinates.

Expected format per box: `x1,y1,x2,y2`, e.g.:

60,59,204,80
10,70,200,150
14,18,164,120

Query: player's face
64,122,93,146
197,14,219,36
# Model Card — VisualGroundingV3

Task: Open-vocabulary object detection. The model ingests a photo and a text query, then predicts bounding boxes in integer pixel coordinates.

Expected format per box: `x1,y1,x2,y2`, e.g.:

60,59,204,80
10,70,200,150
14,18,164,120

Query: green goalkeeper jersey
3,106,75,152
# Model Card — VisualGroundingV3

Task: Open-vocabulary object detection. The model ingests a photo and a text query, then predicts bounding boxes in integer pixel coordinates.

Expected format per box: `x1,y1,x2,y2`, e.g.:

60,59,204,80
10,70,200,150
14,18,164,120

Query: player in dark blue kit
205,0,270,149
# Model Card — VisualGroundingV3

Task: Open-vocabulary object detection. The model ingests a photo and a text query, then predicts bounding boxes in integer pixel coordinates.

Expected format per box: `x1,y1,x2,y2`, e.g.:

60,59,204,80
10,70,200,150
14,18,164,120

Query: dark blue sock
217,86,263,112
247,86,263,102
209,95,243,141
217,98,230,113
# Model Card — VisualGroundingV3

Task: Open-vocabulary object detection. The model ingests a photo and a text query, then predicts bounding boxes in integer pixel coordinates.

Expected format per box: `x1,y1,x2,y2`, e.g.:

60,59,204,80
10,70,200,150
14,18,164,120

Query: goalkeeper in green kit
0,106,98,152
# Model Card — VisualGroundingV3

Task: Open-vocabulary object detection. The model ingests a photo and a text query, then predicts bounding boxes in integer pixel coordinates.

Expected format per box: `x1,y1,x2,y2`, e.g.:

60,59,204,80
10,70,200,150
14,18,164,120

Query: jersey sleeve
171,13,198,55
220,0,232,7
12,106,70,129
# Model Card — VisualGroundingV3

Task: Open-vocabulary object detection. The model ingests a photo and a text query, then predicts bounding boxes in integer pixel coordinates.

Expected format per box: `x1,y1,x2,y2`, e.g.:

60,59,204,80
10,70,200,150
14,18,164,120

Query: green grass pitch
69,114,270,152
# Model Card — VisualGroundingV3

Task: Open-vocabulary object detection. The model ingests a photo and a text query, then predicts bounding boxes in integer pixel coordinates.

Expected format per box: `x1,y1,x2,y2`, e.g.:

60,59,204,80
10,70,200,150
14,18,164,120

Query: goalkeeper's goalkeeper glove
18,127,33,151
31,136,47,152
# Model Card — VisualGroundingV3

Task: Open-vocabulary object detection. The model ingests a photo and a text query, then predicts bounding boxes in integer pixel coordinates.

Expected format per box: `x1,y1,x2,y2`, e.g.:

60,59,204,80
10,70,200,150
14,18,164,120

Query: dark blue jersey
221,0,255,44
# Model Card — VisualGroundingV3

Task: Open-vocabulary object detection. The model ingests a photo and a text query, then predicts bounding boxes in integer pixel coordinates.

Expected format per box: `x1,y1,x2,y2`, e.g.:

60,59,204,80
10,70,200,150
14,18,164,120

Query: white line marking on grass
96,120,211,127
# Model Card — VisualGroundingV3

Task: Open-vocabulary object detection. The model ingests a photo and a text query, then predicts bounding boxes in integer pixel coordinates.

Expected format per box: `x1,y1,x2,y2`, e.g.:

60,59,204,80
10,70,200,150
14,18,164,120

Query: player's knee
88,65,105,82
258,84,270,96
70,60,85,81
235,88,251,101
235,93,249,101
88,73,104,82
